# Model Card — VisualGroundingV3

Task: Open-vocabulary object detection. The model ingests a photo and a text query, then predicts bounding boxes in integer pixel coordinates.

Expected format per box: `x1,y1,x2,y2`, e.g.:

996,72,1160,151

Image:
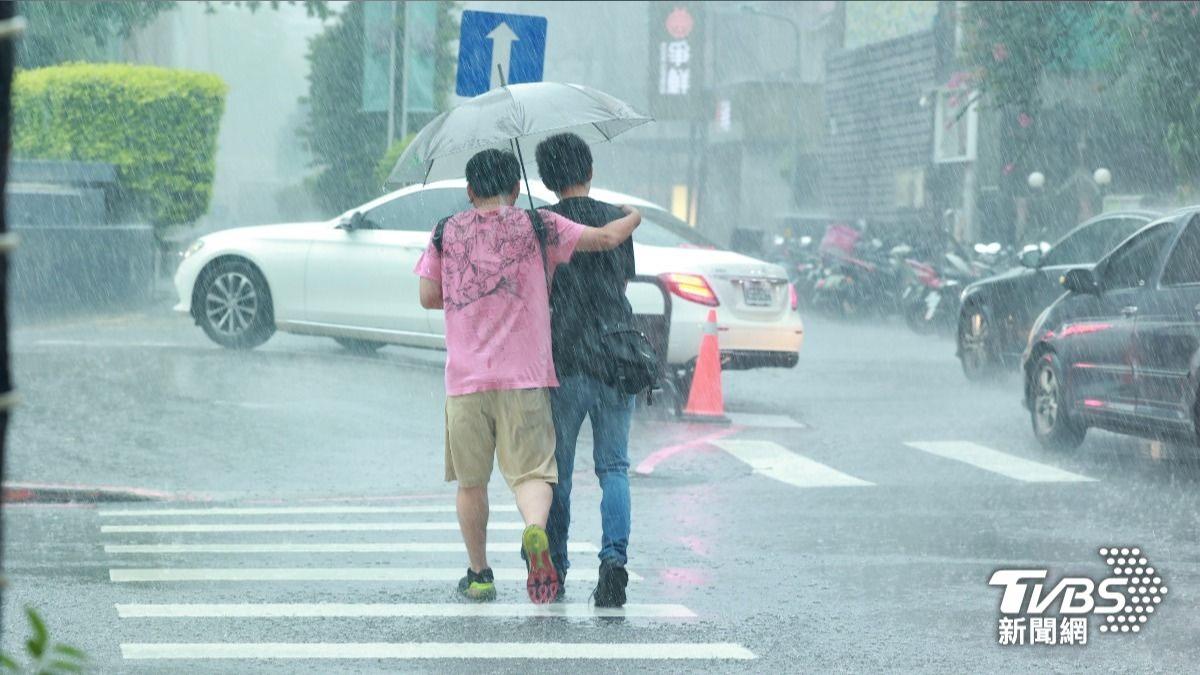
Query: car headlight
181,239,205,259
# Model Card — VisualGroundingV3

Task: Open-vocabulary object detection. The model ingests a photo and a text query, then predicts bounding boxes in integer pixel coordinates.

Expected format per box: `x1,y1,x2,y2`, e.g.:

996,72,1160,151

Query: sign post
456,10,548,97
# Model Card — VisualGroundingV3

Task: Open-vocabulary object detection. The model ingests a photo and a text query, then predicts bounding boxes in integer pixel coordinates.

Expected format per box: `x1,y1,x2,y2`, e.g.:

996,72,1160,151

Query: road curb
2,481,180,504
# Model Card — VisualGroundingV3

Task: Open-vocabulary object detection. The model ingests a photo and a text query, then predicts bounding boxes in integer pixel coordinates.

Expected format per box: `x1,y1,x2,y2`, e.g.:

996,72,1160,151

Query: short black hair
535,133,592,193
465,149,521,198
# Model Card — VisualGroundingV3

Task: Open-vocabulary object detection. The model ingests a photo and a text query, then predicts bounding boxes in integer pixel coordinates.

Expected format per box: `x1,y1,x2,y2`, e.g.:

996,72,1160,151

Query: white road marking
120,642,755,661
724,413,805,429
105,542,598,554
101,522,525,534
109,567,643,583
713,440,873,488
99,505,518,517
116,602,691,619
904,441,1096,483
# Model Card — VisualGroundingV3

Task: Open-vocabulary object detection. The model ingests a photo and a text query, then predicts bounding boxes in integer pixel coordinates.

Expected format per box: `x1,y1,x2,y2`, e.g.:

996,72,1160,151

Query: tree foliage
17,1,331,69
1133,1,1200,183
12,64,227,231
300,1,458,214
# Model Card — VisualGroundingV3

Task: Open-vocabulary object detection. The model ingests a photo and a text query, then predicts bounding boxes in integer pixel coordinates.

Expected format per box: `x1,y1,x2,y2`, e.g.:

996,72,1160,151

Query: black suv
1023,208,1200,450
957,210,1160,381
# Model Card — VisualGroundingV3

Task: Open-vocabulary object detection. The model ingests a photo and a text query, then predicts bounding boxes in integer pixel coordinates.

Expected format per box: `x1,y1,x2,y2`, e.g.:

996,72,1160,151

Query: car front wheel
197,260,275,350
1029,353,1085,451
958,304,1000,381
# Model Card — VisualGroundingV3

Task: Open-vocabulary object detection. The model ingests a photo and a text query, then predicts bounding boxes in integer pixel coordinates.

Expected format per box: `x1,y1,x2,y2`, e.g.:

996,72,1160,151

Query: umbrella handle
494,64,538,212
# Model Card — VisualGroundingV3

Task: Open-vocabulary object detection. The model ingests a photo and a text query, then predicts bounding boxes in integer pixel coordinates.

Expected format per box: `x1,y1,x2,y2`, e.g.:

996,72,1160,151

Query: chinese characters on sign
649,2,703,119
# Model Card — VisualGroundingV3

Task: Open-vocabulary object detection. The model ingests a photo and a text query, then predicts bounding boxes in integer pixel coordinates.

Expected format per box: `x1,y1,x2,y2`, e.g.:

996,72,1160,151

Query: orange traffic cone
682,309,729,423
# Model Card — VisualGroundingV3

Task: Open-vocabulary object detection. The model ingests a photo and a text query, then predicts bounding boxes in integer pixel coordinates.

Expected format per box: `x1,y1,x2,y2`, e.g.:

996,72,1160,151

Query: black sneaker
592,560,628,608
457,567,496,601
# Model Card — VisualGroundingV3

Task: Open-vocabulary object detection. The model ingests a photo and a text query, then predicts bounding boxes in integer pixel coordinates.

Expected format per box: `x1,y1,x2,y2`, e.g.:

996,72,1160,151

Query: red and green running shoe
521,524,560,604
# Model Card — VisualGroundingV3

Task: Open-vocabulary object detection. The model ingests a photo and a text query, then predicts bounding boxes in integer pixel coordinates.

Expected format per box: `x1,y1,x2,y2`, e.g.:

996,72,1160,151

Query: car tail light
788,282,798,311
659,272,720,306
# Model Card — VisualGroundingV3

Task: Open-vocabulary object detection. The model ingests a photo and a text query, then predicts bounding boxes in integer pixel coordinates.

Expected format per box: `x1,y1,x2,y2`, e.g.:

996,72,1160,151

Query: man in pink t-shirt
415,149,640,604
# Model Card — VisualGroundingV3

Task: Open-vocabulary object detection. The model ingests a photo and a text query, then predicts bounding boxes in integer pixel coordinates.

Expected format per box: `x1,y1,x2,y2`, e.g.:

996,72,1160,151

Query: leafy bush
0,607,87,674
11,63,227,231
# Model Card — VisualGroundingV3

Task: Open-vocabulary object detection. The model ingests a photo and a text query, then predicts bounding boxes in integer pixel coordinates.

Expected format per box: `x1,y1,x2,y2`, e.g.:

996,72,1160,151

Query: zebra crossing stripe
98,505,519,517
713,440,873,488
116,602,692,618
101,522,525,534
119,642,755,660
904,441,1096,483
109,567,643,583
104,542,599,554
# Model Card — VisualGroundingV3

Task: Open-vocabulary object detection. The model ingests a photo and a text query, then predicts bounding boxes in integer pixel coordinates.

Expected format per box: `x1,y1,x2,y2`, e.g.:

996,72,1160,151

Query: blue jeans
548,374,634,574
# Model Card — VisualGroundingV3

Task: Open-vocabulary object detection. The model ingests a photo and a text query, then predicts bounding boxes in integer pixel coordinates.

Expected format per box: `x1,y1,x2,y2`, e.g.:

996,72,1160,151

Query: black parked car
957,210,1160,381
1023,208,1200,450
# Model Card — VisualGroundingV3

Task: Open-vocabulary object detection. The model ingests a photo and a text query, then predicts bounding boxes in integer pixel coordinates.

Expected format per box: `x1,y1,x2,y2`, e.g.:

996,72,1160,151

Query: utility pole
399,0,412,142
386,0,398,148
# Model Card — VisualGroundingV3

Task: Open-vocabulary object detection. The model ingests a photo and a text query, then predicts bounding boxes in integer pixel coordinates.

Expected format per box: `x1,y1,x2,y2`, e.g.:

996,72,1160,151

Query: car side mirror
338,211,365,231
1061,267,1100,295
1019,248,1042,268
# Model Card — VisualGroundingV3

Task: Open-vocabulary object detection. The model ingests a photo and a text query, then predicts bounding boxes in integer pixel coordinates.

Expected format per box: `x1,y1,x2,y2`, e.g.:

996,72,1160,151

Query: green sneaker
457,567,496,601
521,524,560,604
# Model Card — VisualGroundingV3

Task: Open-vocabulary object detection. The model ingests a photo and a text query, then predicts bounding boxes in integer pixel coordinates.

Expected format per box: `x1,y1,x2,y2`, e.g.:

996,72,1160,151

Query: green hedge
11,63,227,230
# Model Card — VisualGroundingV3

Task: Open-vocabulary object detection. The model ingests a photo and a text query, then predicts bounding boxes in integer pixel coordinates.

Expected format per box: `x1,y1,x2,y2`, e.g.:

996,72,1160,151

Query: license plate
743,281,773,307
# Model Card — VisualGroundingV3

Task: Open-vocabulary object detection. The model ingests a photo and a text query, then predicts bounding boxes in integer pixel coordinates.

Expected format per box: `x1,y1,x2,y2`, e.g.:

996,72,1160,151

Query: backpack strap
431,215,452,253
527,208,551,292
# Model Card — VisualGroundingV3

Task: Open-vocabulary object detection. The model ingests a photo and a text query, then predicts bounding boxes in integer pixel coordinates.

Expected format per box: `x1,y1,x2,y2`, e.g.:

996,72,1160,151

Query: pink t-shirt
414,206,585,396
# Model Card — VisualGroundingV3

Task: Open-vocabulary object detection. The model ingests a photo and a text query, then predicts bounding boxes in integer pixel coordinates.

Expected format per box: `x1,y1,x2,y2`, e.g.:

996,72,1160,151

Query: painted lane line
109,567,644,582
713,440,873,488
116,602,692,619
724,413,805,429
904,441,1096,483
635,426,743,475
99,505,519,517
100,522,524,534
104,542,599,554
120,642,755,661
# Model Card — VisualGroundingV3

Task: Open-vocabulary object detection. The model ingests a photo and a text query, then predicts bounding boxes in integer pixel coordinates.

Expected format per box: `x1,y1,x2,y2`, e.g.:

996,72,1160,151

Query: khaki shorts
445,388,558,489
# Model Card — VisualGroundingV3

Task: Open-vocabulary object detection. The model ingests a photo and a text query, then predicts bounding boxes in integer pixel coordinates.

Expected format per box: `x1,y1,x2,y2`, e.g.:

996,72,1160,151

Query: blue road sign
456,10,547,97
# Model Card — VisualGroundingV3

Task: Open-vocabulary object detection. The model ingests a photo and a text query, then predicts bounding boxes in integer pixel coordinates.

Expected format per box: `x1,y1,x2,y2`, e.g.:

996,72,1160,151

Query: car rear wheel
334,338,387,354
1029,353,1085,451
959,304,1000,381
197,260,274,350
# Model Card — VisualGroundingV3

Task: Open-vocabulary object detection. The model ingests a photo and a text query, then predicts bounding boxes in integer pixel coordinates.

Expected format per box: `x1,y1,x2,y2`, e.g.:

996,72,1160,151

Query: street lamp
1027,171,1046,189
1093,167,1112,187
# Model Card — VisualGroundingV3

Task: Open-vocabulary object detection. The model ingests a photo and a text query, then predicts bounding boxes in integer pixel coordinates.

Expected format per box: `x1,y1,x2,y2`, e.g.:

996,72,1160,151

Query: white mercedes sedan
174,180,804,379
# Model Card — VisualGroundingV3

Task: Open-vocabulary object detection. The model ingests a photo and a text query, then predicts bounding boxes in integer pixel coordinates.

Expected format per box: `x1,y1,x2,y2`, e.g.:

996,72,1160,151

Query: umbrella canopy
385,81,652,187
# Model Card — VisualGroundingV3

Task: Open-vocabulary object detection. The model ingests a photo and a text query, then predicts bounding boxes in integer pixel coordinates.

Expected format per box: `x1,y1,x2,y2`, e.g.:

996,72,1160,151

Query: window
1161,216,1200,286
1101,223,1174,291
363,188,472,231
1042,217,1148,267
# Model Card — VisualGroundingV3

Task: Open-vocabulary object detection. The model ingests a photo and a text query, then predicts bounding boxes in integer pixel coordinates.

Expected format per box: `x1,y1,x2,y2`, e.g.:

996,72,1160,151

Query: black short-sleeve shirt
541,196,636,378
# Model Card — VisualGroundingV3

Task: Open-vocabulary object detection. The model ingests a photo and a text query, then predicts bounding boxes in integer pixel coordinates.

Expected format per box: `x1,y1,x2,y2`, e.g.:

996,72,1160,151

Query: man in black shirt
535,133,635,607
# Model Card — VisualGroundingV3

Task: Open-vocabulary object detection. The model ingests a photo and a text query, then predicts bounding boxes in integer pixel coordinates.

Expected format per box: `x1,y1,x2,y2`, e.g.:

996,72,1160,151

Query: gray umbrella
385,81,653,192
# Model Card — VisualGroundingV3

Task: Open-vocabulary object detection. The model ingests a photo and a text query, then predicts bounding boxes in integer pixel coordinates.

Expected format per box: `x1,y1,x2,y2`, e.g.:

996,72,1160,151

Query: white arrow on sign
487,21,519,88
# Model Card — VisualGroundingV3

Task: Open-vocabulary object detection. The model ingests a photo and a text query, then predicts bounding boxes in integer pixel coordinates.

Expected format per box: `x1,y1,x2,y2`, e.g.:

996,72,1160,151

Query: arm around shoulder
576,206,641,252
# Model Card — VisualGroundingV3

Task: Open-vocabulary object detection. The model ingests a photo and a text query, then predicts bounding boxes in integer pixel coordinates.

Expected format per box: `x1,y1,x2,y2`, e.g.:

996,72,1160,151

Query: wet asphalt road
3,305,1200,672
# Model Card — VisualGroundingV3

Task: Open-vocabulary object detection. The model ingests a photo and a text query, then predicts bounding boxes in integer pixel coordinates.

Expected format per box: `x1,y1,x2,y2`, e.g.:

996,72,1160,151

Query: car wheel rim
1034,365,1059,433
205,271,258,337
961,312,989,370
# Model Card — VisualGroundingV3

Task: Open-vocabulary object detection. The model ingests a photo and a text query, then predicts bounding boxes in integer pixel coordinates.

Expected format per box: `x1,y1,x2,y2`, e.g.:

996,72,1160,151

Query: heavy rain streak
2,1,1200,672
